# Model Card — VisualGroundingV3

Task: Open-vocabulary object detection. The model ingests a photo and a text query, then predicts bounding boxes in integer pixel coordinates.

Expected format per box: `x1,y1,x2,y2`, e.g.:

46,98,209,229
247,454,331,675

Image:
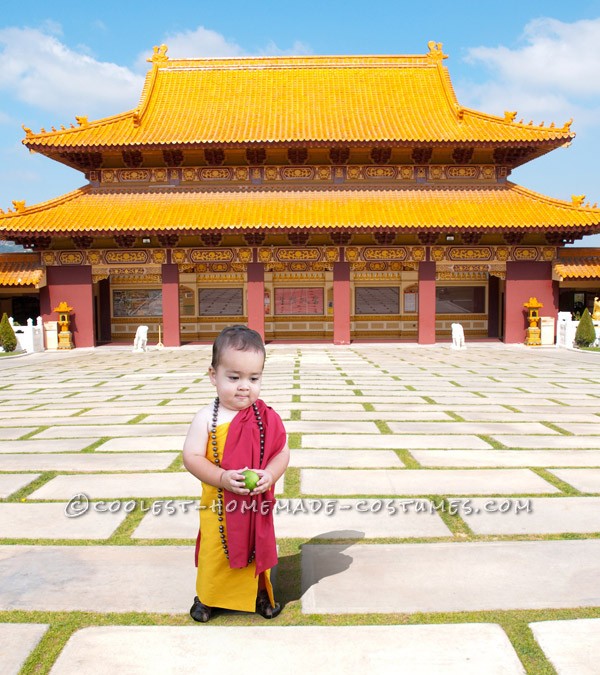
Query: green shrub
0,313,17,353
575,308,597,347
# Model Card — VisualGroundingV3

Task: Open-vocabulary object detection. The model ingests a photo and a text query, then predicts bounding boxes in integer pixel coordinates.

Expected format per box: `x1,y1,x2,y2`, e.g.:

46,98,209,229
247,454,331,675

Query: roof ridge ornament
147,44,169,63
12,200,26,213
562,118,573,132
504,111,517,123
571,194,585,207
75,116,89,128
427,41,448,61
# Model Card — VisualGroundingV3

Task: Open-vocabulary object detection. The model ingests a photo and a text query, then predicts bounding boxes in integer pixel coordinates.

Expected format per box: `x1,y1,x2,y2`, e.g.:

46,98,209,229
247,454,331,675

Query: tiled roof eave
25,138,571,153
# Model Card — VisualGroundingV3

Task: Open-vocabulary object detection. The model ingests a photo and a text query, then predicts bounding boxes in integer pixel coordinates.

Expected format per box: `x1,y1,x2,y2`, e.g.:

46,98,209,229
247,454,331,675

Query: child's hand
249,469,275,495
220,469,250,495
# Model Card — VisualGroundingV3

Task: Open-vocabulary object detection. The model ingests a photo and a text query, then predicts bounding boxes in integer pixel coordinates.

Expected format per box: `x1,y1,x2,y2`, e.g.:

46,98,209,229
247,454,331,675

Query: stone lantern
53,301,74,349
523,297,543,346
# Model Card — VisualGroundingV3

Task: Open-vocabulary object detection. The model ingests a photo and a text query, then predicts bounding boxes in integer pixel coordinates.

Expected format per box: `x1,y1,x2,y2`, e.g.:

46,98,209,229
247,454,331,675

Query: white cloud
137,26,245,66
259,39,313,56
0,26,143,121
137,25,312,65
461,17,600,130
466,18,600,97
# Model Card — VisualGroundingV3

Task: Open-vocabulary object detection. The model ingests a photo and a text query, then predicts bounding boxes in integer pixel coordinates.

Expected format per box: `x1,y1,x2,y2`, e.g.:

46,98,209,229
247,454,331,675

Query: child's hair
211,325,266,368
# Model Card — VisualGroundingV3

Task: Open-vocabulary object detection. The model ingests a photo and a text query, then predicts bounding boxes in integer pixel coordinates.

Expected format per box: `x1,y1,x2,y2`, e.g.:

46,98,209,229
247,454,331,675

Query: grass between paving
3,348,600,673
5,533,600,675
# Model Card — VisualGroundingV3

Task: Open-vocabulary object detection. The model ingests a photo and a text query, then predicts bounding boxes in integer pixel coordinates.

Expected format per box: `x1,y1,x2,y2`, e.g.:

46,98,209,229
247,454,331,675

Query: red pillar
418,260,436,344
333,261,351,345
161,263,180,347
505,261,556,343
247,262,265,340
40,266,95,348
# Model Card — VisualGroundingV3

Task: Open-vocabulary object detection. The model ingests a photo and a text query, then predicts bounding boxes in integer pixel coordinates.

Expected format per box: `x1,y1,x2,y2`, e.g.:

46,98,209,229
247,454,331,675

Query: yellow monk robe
196,422,275,612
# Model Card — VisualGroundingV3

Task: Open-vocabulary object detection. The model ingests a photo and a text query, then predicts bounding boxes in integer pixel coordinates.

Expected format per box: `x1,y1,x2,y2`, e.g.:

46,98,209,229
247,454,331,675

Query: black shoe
256,590,282,619
190,596,212,623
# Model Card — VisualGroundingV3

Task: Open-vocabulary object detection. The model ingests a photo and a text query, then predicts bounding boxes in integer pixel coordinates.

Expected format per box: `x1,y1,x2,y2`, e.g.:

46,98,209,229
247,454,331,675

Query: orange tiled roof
554,256,600,279
23,49,574,150
1,183,599,235
0,254,43,286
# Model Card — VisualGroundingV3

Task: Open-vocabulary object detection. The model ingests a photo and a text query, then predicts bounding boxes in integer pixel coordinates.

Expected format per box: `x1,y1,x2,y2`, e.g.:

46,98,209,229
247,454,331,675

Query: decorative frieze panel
171,248,252,265
258,247,339,264
345,246,425,263
430,246,557,263
93,164,506,186
42,249,168,266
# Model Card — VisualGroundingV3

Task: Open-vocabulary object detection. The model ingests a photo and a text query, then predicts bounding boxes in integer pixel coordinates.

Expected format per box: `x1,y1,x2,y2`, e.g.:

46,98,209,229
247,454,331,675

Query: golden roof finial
21,124,32,136
427,41,447,61
12,200,26,213
571,194,585,207
75,116,89,128
147,44,169,63
504,111,517,123
562,118,573,132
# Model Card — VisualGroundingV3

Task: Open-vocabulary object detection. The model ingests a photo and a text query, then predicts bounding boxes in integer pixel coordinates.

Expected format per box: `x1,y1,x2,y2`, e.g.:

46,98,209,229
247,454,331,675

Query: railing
8,317,45,353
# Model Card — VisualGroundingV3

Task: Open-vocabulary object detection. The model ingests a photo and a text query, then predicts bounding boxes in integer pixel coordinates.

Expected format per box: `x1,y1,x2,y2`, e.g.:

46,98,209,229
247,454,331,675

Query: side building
1,42,599,346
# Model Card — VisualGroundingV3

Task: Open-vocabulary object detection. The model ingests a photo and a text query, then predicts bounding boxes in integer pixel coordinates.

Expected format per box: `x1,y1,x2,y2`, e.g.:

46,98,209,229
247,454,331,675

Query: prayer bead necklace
211,396,265,564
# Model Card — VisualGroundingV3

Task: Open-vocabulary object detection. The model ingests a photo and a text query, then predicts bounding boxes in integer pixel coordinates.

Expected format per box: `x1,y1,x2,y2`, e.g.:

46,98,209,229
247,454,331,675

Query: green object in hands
242,469,260,491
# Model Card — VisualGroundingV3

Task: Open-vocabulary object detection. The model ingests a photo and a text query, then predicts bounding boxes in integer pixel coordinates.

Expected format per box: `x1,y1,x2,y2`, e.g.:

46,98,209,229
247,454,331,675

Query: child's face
209,346,264,411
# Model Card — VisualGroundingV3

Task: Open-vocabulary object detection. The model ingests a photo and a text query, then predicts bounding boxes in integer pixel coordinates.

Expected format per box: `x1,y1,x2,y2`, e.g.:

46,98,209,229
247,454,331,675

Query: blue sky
2,0,600,245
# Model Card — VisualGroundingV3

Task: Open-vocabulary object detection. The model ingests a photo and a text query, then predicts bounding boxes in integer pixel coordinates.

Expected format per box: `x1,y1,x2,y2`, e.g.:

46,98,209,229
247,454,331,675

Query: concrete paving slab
48,624,525,675
0,415,139,427
556,423,600,435
95,436,186,452
301,539,600,613
140,414,196,424
530,618,600,675
411,449,600,468
301,468,558,495
33,424,190,439
132,498,451,540
0,474,40,498
0,427,38,439
458,497,600,534
0,546,192,612
301,434,493,449
284,402,367,411
0,452,177,472
301,410,456,421
387,422,556,434
28,472,201,500
548,469,600,492
0,409,84,419
0,623,48,675
0,439,94,453
493,436,600,449
289,450,403,468
0,502,127,539
458,411,600,424
279,421,379,433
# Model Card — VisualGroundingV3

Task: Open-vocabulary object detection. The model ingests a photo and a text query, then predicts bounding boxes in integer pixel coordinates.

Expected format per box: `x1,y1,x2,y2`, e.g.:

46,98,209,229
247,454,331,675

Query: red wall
247,262,265,340
333,261,351,344
504,261,557,343
418,261,436,344
40,265,95,348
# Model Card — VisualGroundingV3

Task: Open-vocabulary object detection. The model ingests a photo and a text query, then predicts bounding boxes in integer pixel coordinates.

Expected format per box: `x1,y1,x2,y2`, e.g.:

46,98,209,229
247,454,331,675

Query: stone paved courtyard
0,343,599,674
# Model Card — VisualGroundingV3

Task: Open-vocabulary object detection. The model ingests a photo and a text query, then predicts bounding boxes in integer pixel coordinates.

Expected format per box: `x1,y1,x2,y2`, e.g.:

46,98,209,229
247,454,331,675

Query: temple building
1,41,599,347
